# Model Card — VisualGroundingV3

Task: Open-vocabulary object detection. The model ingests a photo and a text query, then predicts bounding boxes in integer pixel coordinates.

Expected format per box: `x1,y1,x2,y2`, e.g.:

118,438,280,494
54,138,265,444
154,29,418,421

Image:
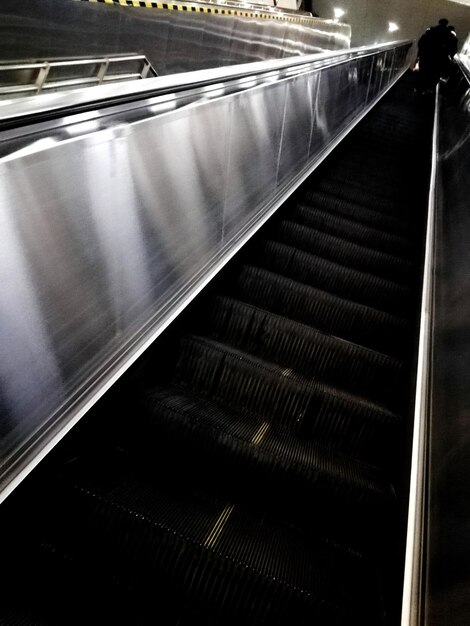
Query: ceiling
312,0,470,48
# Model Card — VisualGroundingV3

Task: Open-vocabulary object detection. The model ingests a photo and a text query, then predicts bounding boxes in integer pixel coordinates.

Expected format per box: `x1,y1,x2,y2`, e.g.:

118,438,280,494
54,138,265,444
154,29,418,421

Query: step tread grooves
258,240,413,317
276,219,413,283
301,189,410,234
293,204,412,257
208,295,407,410
173,335,402,462
236,265,410,358
138,387,395,540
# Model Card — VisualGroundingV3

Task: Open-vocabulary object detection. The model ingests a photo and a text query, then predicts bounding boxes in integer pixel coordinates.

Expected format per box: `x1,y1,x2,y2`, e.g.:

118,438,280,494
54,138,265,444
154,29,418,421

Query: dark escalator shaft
1,74,433,625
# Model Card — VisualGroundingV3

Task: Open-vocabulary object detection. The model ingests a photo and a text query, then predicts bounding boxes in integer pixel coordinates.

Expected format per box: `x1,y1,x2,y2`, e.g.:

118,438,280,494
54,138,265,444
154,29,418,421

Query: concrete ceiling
313,0,470,48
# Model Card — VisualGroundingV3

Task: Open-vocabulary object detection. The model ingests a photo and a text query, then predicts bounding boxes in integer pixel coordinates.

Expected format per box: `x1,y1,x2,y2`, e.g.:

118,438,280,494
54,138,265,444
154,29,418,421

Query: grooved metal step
275,220,413,284
301,189,411,234
256,240,413,317
293,204,413,257
207,295,407,411
235,265,411,358
174,335,402,464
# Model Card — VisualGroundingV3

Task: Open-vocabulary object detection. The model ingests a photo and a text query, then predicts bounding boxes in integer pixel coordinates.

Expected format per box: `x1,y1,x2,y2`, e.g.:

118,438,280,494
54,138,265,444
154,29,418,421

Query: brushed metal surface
0,40,413,129
277,72,316,186
0,43,412,499
422,59,470,626
0,0,350,77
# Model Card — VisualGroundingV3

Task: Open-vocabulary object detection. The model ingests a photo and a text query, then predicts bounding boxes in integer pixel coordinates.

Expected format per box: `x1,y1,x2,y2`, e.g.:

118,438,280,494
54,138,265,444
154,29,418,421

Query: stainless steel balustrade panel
418,61,470,626
368,54,390,103
310,62,360,149
223,80,286,235
0,97,233,489
0,45,412,499
380,49,393,91
0,41,412,126
277,73,316,186
355,56,374,104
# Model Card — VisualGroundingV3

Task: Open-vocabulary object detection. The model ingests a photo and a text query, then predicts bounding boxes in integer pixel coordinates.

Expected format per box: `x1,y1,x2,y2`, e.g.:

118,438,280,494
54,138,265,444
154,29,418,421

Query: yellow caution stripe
74,0,314,24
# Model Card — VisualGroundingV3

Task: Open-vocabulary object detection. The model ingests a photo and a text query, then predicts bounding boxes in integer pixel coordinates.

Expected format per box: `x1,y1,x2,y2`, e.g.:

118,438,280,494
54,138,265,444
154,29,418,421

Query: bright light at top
333,8,345,19
388,22,400,33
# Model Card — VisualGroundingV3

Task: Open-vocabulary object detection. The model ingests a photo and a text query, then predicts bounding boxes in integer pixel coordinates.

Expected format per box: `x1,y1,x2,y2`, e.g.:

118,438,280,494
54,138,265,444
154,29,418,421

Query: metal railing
0,40,411,127
0,54,157,99
400,85,439,626
402,57,470,626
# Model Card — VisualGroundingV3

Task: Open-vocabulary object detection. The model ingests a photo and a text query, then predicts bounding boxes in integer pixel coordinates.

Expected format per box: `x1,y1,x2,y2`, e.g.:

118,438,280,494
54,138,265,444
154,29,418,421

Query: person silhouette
447,25,459,60
417,18,458,93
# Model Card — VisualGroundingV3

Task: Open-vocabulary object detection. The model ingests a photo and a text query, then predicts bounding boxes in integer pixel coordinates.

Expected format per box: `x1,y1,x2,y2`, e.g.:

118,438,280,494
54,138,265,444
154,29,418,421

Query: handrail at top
0,55,149,72
0,39,412,127
456,53,470,83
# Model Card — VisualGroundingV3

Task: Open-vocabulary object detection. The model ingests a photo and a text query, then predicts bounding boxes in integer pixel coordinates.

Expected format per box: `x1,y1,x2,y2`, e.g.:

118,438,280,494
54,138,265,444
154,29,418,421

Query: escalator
1,73,433,625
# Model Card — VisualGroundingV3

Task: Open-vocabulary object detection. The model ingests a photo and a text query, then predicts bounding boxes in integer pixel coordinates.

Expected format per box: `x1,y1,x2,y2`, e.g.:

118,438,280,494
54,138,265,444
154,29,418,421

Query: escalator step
173,335,402,464
349,119,424,146
236,265,411,359
0,73,430,626
300,190,411,234
334,137,414,158
1,537,185,626
293,204,413,258
315,171,413,205
335,125,420,155
0,608,49,626
137,386,397,546
324,146,415,174
336,139,413,164
313,169,411,204
275,220,413,284
256,241,413,317
307,178,409,215
45,457,387,625
207,296,407,411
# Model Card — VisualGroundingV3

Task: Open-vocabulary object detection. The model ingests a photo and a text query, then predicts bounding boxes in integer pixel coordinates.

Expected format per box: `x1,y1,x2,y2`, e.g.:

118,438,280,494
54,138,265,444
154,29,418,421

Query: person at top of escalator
448,25,459,58
417,18,458,93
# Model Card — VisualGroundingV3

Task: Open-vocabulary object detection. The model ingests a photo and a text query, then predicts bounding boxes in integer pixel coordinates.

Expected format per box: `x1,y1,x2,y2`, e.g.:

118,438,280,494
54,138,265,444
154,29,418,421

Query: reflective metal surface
422,59,470,625
0,40,412,127
401,86,439,626
0,43,412,500
0,0,350,78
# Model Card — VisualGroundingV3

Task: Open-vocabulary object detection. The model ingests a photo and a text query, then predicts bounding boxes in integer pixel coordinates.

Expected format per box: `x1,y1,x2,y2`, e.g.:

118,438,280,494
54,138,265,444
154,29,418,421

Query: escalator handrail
0,39,413,130
455,53,470,84
401,84,439,626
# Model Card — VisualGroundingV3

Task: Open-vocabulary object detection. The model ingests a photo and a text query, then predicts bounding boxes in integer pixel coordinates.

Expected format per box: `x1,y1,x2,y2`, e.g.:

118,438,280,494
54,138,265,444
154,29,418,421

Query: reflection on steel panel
0,44,412,499
0,0,350,77
223,81,286,233
277,73,316,186
424,60,470,626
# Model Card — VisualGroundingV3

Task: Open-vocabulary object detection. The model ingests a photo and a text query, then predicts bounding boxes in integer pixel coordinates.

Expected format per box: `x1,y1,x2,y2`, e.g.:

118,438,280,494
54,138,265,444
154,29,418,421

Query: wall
313,0,470,48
